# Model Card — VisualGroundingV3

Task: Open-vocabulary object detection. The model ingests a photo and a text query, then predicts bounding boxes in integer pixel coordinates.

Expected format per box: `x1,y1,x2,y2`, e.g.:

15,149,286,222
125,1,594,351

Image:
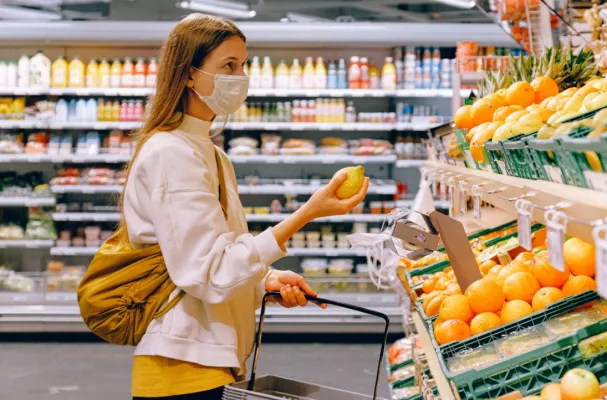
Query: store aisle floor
0,342,390,400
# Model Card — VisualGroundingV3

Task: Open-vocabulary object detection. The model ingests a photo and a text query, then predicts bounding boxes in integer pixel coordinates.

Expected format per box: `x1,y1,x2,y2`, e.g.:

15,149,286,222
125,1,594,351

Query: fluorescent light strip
0,4,61,20
178,0,256,19
433,0,477,9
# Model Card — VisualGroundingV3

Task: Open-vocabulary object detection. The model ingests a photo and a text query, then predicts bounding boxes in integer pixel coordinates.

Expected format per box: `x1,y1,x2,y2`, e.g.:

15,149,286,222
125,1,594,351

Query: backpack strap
214,146,228,221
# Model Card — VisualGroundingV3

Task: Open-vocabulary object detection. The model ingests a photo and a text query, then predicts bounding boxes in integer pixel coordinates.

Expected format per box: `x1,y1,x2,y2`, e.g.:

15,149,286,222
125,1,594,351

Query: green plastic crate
456,310,607,399
390,371,437,400
454,129,478,169
560,130,607,192
501,132,543,180
484,140,507,175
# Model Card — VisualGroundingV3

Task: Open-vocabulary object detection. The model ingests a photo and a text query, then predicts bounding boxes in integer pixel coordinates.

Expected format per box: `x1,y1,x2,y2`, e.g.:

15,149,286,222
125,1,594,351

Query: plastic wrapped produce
228,136,258,155
0,224,25,240
25,219,57,240
261,134,281,155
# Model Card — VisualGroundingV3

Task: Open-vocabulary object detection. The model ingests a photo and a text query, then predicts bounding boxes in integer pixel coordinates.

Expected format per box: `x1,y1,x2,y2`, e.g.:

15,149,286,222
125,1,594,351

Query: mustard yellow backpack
77,147,228,346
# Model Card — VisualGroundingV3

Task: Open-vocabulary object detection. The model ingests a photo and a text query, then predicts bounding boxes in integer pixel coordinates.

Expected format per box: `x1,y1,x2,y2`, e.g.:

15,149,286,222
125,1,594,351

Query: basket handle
248,291,390,400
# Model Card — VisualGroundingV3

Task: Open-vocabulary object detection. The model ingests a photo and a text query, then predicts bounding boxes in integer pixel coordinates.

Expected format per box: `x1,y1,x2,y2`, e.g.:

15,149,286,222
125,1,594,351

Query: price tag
544,166,564,184
516,199,532,250
583,171,607,193
448,183,455,217
459,181,467,215
593,225,607,299
431,173,438,197
439,177,447,201
545,210,567,272
472,185,482,221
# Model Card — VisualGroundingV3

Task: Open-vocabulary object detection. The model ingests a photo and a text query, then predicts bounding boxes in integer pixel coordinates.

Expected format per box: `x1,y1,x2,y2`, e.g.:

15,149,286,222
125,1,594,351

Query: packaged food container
85,239,101,248
329,259,353,292
291,240,306,248
356,264,373,292
301,258,327,275
306,232,321,242
292,232,305,241
370,201,383,214
352,202,364,214
306,240,321,249
322,240,336,249
243,207,253,214
84,226,100,241
352,222,367,234
383,201,396,214
322,233,335,241
59,230,71,241
72,237,85,247
55,239,71,247
320,225,333,235
270,199,282,214
253,207,269,215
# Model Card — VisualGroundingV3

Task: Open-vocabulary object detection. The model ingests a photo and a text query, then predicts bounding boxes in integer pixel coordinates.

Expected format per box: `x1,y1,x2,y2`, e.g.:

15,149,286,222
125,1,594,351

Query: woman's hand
300,173,370,221
265,270,327,308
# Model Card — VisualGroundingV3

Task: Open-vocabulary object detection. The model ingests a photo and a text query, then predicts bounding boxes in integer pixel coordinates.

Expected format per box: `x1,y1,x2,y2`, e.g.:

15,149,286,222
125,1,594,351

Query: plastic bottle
249,56,261,89
97,99,105,121
348,56,361,89
327,61,337,90
307,99,316,122
68,99,77,121
381,57,397,90
68,56,85,88
119,100,128,122
337,59,347,89
275,59,289,90
315,57,327,89
302,57,315,89
121,57,134,88
0,62,7,88
85,59,98,88
111,100,121,121
86,98,97,122
55,99,68,121
6,62,17,88
359,57,369,89
98,58,110,88
369,64,380,89
260,56,274,89
288,58,302,90
345,101,357,123
76,99,87,122
17,54,30,88
134,57,147,88
104,99,113,121
51,56,68,88
29,50,51,89
146,58,158,88
110,58,122,88
134,100,144,121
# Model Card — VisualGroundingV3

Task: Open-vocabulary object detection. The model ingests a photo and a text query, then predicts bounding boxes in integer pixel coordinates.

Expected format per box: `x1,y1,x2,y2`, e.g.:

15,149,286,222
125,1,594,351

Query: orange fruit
486,93,508,109
439,294,475,323
495,263,530,288
435,277,449,291
470,312,502,335
465,278,505,313
512,251,534,265
493,105,524,122
503,272,540,303
445,282,462,295
531,227,547,249
479,260,498,275
532,287,564,311
562,275,596,297
465,125,480,143
531,76,560,103
488,264,503,277
433,316,446,333
422,290,444,312
539,382,561,400
470,98,498,125
530,251,570,288
500,300,534,324
454,105,476,130
563,237,596,277
422,279,435,294
425,294,447,317
507,81,536,107
434,319,472,345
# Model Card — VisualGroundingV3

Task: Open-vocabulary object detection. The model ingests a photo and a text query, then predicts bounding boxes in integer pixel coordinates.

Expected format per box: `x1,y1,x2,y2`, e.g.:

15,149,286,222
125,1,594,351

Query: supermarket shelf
228,154,397,164
426,161,607,243
0,197,56,207
52,212,121,222
50,247,98,256
394,159,424,168
0,291,401,333
412,311,456,400
0,240,54,248
50,185,123,194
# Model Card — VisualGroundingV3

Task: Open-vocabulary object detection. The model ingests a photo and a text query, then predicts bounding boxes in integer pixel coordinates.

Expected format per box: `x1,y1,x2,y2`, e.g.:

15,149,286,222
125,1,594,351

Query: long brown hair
116,13,245,245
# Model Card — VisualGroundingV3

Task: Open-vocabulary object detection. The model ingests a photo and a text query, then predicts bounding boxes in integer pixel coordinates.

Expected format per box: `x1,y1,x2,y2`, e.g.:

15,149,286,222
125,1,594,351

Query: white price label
497,160,507,174
431,177,438,197
473,195,481,220
593,226,607,299
544,166,564,184
516,199,532,251
460,188,467,214
448,185,455,217
545,210,567,272
583,170,607,193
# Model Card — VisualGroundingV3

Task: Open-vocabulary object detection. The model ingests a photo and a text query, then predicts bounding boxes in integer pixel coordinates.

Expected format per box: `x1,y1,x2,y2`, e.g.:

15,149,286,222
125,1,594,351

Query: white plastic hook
545,209,568,272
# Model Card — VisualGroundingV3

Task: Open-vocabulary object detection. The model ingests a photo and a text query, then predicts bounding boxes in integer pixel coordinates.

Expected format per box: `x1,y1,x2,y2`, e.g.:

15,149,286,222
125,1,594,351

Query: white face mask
191,67,249,115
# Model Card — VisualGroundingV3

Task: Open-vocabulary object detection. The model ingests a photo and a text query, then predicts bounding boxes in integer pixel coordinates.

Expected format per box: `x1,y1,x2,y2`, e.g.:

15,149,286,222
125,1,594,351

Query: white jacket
123,113,286,375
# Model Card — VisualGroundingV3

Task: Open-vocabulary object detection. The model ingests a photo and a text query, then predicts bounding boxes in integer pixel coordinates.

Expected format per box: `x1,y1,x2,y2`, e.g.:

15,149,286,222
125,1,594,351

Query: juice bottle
111,100,121,122
381,57,396,90
119,100,128,122
97,99,105,121
315,57,327,89
369,64,380,89
327,61,337,89
98,58,111,88
275,59,289,89
260,56,274,89
302,57,315,89
104,100,113,121
316,99,325,123
51,55,68,88
121,57,134,88
337,58,347,89
289,58,302,89
359,57,369,89
348,56,360,89
133,57,147,88
146,57,158,88
85,59,98,88
249,56,261,89
134,100,144,120
110,58,122,88
68,55,85,88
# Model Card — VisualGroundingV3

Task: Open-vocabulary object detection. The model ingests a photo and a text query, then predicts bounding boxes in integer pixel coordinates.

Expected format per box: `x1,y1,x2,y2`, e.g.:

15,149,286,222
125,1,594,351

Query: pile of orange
419,235,597,346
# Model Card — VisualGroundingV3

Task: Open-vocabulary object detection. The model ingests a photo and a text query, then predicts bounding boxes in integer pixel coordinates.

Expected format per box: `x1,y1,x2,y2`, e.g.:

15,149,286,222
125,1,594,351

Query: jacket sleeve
142,141,286,304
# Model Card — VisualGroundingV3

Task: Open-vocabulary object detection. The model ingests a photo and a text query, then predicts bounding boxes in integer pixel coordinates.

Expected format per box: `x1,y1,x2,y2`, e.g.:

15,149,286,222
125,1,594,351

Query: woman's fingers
285,285,298,307
293,286,308,307
295,276,318,298
344,177,370,209
279,286,292,308
326,172,348,193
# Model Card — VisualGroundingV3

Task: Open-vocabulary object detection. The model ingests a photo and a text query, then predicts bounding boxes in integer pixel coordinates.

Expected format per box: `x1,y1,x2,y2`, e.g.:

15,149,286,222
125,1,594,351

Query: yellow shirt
132,355,235,397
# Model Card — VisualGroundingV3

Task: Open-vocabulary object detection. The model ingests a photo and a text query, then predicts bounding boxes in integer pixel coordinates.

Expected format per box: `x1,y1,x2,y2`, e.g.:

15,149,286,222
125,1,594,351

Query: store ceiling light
177,0,257,19
0,4,61,20
433,0,477,9
282,12,331,23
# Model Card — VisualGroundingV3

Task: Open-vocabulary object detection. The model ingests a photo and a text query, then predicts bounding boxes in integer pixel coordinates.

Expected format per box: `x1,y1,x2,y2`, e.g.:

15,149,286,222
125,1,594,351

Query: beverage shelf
0,197,56,207
0,240,54,248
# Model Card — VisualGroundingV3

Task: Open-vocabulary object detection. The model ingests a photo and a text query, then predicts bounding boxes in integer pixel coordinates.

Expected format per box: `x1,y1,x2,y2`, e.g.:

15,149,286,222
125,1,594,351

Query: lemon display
333,165,365,199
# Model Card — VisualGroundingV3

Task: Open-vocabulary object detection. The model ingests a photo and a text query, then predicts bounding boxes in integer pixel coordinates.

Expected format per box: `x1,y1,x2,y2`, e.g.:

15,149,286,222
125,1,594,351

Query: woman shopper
121,13,369,400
